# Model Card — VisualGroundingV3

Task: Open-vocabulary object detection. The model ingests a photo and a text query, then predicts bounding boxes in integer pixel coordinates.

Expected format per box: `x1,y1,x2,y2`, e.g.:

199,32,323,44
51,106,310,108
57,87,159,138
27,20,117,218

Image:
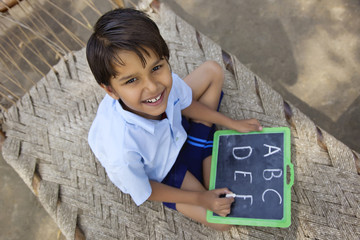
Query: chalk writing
262,189,282,204
214,132,287,219
234,170,252,183
263,144,281,157
230,143,283,207
232,146,252,160
263,169,282,181
234,195,253,205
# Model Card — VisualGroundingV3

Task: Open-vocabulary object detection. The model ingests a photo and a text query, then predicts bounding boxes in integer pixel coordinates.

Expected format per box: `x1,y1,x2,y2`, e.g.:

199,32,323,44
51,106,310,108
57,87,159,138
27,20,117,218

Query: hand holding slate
200,188,234,217
227,118,263,133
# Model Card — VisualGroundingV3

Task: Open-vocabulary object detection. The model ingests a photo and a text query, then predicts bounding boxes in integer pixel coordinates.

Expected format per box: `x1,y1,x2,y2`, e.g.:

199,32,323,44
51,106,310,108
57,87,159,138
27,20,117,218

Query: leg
176,171,232,231
183,62,224,191
184,61,224,126
202,155,212,190
179,61,229,230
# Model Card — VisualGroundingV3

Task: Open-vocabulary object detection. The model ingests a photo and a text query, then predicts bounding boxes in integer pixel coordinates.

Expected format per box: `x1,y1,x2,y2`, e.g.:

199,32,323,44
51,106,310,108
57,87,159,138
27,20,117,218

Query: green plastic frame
206,127,294,228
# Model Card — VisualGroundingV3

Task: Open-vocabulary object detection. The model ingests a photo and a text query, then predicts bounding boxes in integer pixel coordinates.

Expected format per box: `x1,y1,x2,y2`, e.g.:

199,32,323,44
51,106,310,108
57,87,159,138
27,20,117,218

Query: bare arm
148,180,234,217
182,100,262,133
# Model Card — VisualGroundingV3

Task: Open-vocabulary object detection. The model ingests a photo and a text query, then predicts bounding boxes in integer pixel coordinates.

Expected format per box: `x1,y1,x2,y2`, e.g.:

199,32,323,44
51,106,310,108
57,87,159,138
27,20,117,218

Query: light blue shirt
88,73,192,206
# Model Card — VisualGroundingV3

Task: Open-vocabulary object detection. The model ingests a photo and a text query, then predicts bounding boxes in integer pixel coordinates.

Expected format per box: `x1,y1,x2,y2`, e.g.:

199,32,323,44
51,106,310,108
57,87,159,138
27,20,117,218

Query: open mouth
143,90,164,105
145,93,162,103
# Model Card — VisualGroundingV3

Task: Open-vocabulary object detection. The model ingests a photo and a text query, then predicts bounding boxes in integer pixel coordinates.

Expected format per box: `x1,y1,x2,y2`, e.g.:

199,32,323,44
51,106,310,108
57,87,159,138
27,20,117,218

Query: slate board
206,127,294,227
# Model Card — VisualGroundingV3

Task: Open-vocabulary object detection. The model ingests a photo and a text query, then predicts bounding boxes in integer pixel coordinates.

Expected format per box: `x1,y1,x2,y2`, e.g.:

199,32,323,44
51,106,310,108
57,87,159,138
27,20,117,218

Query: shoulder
171,73,192,108
89,94,119,134
171,72,185,87
88,95,127,164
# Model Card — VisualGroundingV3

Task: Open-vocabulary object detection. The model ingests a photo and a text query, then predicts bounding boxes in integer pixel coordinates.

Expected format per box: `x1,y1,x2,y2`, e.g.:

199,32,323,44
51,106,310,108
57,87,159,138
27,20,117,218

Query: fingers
215,200,233,216
244,119,263,132
211,188,234,217
249,119,262,130
217,208,231,217
214,188,235,202
229,118,263,133
213,202,232,217
213,187,233,196
251,123,263,132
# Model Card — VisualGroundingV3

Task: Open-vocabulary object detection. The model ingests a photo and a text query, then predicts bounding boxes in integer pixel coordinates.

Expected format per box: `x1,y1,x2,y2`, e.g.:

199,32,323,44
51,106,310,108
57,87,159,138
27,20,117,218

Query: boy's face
103,48,172,120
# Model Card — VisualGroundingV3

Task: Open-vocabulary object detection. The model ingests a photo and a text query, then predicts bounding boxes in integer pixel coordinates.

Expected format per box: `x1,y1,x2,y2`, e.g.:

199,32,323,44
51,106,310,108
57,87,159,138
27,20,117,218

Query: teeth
146,94,161,103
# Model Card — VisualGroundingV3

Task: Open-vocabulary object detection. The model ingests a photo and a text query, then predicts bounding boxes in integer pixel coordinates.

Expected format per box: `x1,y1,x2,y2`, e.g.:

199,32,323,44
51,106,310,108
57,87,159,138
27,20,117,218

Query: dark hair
86,8,169,86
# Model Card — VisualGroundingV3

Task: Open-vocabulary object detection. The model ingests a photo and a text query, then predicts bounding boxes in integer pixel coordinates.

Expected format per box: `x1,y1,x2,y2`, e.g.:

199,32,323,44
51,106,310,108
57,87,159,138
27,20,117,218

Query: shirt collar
113,96,157,135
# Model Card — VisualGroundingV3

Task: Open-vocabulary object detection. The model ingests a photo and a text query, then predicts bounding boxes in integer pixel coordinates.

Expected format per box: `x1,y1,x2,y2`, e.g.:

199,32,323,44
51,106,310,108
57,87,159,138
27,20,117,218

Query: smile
145,93,162,103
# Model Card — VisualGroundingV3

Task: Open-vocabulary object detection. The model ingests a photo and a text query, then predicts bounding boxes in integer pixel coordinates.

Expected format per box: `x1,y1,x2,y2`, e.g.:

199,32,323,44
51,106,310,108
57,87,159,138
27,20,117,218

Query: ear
101,84,120,100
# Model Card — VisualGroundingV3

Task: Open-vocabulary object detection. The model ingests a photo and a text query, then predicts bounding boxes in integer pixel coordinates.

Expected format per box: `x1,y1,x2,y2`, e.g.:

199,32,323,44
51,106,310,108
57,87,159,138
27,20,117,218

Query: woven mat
2,1,360,239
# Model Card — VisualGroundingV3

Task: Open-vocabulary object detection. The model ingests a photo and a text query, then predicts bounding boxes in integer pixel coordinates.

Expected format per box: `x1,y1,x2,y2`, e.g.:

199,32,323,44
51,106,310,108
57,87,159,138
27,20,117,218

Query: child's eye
152,65,162,72
125,78,137,84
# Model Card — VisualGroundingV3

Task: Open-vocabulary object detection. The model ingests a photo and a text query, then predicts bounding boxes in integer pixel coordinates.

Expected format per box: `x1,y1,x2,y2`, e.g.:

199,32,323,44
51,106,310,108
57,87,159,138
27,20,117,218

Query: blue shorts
161,92,223,210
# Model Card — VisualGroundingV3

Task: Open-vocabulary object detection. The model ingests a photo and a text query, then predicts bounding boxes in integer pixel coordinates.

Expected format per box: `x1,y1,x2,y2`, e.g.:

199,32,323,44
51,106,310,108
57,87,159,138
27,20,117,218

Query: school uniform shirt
88,73,192,206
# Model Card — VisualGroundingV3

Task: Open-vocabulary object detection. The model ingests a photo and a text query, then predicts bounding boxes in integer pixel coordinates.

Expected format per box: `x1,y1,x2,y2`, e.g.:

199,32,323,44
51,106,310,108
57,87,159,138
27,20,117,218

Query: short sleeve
105,152,152,206
88,95,153,206
172,73,192,110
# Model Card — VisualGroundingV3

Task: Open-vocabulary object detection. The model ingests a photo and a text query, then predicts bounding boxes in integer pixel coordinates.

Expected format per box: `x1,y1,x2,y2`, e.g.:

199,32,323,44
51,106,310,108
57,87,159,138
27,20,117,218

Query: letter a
263,144,281,157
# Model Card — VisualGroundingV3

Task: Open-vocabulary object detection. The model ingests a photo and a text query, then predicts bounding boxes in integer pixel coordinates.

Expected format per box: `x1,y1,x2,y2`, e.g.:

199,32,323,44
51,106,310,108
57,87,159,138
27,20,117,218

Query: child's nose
144,76,158,92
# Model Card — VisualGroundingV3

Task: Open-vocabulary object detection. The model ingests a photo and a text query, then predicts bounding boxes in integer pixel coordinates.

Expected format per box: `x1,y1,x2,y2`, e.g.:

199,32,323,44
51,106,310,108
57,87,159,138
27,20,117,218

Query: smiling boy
86,8,262,231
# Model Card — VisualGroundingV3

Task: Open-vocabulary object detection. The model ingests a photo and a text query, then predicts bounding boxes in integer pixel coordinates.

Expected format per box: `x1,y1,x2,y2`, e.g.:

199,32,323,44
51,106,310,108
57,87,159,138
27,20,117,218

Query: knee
203,60,224,85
